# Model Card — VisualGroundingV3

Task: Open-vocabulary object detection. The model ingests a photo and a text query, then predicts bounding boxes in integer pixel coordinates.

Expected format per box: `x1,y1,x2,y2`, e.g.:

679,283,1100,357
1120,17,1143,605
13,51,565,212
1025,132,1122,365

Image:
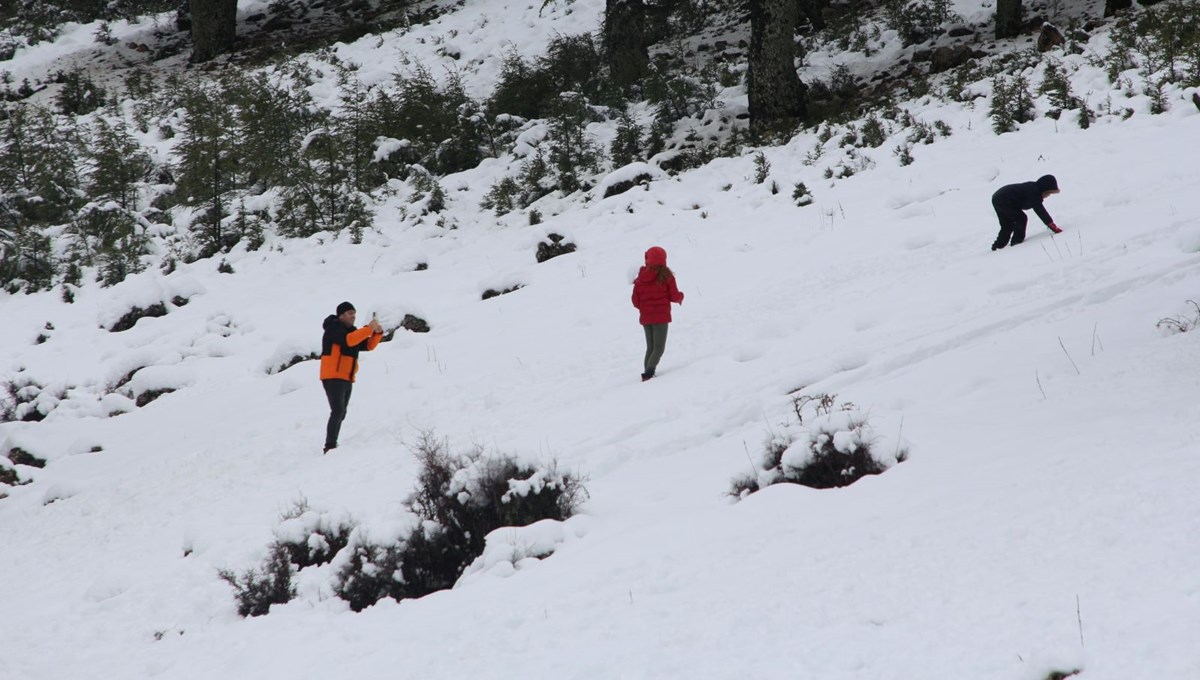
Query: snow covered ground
3,1,1200,678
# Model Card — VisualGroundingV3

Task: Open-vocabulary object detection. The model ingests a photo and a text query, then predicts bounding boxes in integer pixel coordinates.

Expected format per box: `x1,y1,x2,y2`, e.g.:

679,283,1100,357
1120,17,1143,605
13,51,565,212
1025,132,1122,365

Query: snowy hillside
3,1,1200,679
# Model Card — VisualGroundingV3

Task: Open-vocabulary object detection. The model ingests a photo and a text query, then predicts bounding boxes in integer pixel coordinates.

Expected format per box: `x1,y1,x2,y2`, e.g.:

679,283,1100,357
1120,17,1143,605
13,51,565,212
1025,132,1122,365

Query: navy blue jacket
992,175,1058,226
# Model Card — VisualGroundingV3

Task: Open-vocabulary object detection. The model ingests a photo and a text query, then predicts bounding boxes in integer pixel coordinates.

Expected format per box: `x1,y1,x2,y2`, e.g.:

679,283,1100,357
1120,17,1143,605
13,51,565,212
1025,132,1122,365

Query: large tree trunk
190,0,237,62
995,0,1022,39
604,0,649,90
747,0,807,130
1104,0,1133,16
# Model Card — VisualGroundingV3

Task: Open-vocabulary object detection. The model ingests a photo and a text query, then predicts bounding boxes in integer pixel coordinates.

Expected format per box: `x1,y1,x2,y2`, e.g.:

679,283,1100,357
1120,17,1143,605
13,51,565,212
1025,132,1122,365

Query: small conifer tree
545,92,601,194
174,82,240,256
610,110,645,168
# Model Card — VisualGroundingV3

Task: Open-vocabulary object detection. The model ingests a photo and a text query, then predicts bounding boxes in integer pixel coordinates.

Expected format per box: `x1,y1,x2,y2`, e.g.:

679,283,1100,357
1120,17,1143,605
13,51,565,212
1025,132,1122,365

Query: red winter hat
644,246,667,266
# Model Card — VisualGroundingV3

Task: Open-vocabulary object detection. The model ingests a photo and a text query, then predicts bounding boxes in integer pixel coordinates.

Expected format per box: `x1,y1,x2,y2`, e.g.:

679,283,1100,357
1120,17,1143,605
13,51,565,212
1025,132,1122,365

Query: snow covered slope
3,1,1200,679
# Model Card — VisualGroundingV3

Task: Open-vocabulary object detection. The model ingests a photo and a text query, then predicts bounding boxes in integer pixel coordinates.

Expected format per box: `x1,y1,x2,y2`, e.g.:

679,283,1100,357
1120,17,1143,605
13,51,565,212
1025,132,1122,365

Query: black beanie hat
1036,175,1059,192
336,301,355,315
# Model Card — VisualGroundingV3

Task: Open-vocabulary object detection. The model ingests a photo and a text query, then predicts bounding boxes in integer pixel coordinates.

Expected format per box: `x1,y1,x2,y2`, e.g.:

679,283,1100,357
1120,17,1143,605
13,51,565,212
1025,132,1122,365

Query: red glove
1048,223,1063,234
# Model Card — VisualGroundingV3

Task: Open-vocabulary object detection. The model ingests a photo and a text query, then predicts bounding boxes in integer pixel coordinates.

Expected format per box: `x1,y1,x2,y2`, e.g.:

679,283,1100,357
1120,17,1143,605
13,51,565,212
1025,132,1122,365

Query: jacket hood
1036,175,1059,193
644,246,667,267
323,314,343,331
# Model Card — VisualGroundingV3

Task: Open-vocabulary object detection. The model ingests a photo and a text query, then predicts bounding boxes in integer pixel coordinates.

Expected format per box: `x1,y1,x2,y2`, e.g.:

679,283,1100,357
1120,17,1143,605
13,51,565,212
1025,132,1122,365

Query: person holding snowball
319,301,383,454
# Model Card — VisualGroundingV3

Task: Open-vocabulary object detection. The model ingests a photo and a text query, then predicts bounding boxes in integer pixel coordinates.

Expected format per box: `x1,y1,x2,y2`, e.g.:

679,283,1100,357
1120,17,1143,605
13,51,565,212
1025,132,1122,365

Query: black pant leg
991,198,1013,249
992,198,1023,250
323,380,352,447
1009,212,1029,245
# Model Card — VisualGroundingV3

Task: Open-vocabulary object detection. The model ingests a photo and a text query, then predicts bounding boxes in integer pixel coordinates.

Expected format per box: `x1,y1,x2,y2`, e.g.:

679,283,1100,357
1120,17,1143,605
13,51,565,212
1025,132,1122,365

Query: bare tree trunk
747,0,807,130
190,0,237,62
995,0,1022,39
1104,0,1132,16
604,0,649,90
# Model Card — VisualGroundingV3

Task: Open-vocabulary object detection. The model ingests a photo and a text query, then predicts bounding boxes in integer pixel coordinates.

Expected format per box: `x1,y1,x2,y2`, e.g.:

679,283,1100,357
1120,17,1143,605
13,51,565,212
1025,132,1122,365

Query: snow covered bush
1,375,48,422
730,399,908,499
331,531,405,612
272,503,356,570
218,544,295,617
406,434,586,560
792,182,814,206
330,433,587,611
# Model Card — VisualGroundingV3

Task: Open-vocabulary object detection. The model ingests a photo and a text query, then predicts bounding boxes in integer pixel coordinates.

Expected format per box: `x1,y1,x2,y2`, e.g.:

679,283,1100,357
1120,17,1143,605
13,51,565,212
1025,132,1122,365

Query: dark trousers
643,324,669,375
322,379,352,448
992,197,1028,249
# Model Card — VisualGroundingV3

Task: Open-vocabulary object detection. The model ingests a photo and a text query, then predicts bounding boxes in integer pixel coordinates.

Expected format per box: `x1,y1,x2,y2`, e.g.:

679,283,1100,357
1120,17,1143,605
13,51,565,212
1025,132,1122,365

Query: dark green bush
487,34,612,120
218,544,295,617
54,68,106,116
990,74,1034,133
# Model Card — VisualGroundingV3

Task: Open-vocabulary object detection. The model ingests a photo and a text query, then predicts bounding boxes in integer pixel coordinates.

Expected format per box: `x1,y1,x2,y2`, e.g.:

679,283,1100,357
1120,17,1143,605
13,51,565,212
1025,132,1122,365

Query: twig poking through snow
894,416,905,460
1058,337,1081,375
1050,234,1064,259
1076,594,1085,649
1091,323,1103,356
1040,242,1056,262
1036,370,1047,399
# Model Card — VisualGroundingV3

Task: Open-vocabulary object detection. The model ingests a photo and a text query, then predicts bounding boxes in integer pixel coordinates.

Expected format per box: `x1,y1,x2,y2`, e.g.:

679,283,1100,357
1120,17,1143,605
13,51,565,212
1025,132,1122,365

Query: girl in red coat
632,246,684,381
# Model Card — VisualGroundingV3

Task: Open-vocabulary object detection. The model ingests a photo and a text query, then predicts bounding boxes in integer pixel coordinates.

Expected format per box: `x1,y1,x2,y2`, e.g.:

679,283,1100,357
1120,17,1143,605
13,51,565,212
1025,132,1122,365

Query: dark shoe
641,371,654,381
323,445,337,454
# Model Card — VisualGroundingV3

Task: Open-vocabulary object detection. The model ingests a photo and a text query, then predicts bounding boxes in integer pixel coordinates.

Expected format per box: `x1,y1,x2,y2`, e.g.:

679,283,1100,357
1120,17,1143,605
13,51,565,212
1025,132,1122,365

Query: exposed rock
929,45,974,73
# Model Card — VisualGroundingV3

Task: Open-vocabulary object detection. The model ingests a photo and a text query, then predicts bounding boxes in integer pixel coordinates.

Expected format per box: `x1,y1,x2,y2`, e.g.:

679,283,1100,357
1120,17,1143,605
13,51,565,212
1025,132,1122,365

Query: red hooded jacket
632,266,684,325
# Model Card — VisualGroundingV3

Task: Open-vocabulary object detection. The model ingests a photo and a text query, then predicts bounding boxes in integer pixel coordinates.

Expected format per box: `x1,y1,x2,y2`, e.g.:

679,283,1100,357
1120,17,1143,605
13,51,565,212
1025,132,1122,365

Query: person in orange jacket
320,301,383,454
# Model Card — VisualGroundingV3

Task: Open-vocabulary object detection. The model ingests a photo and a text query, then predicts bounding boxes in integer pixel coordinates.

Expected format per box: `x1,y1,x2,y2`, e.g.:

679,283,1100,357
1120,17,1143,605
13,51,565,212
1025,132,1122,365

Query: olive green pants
643,324,669,375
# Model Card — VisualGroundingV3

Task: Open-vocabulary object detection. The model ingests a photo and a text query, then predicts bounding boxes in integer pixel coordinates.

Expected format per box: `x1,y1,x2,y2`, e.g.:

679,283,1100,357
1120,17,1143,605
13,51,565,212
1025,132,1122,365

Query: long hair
654,264,673,284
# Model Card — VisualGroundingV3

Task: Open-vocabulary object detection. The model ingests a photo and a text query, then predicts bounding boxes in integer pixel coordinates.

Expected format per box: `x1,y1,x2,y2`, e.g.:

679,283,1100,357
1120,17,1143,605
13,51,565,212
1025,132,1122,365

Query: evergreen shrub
990,74,1034,133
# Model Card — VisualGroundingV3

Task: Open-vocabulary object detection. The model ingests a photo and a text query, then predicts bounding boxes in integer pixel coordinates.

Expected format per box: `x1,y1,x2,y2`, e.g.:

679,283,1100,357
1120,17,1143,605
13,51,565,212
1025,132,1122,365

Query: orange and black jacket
320,315,383,382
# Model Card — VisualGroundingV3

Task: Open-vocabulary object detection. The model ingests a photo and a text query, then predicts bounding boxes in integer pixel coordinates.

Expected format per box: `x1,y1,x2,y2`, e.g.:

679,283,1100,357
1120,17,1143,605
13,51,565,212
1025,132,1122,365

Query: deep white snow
3,1,1200,679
